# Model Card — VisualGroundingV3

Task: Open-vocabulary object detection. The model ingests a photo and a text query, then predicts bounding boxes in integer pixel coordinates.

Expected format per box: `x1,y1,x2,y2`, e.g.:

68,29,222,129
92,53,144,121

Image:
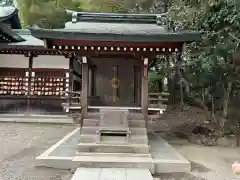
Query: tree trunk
168,78,175,106
163,0,169,12
180,80,184,111
211,95,217,123
200,89,212,122
223,82,232,119
236,119,240,147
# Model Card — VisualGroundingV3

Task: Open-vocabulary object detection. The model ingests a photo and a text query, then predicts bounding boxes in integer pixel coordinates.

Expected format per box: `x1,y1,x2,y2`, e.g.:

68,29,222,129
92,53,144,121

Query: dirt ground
157,136,240,180
153,106,207,132
153,106,240,180
0,122,239,180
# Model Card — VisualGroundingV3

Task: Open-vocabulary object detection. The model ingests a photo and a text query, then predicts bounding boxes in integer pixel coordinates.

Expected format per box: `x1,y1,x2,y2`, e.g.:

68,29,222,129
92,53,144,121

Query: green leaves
17,0,83,28
167,0,240,114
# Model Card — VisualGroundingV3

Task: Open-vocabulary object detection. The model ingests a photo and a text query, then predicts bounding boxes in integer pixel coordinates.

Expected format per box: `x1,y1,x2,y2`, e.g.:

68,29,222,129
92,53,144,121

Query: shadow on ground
154,172,207,180
191,161,211,172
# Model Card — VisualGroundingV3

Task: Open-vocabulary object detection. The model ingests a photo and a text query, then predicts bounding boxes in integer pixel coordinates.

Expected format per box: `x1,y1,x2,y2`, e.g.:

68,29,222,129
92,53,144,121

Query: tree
167,0,240,131
17,0,83,28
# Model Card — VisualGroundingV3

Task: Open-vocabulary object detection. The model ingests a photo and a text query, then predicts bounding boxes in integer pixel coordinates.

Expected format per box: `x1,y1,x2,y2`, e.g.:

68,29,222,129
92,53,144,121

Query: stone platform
71,168,154,180
0,114,74,124
35,127,191,174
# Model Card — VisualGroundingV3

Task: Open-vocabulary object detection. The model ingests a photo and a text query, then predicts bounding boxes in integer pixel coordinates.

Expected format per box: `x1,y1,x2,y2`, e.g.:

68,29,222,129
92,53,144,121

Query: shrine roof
0,3,21,29
29,12,201,43
0,28,45,49
12,29,44,47
0,23,24,43
0,5,16,21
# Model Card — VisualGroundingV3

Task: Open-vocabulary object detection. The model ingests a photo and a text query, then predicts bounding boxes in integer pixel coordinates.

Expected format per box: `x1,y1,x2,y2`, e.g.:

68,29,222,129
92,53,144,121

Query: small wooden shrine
29,11,201,119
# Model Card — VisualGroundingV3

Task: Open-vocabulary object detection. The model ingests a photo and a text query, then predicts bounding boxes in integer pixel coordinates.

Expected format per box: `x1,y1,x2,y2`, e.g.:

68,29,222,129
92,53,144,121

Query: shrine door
91,58,141,107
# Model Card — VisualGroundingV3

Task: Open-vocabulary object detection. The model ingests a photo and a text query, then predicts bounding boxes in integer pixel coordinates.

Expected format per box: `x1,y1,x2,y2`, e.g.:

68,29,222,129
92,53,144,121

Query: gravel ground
0,123,75,180
0,123,239,180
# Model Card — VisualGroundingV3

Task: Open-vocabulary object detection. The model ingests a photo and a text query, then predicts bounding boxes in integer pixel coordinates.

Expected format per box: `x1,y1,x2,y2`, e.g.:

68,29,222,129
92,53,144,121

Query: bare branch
229,33,240,42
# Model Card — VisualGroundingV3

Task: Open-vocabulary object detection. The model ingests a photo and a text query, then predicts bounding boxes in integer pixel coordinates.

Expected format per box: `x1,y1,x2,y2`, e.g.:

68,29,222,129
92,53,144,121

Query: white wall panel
0,54,28,68
33,55,69,69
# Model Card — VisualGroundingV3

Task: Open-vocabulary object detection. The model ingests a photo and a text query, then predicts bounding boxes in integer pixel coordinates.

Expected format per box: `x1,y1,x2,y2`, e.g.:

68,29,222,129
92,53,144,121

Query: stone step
128,113,144,120
130,120,146,128
79,134,148,144
71,168,154,180
72,156,154,173
81,127,147,136
86,113,147,120
78,143,150,154
76,152,152,158
83,119,146,128
85,113,100,119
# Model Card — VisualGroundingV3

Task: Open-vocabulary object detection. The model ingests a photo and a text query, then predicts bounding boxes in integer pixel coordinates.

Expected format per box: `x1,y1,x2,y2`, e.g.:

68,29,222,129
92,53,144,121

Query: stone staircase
73,110,154,172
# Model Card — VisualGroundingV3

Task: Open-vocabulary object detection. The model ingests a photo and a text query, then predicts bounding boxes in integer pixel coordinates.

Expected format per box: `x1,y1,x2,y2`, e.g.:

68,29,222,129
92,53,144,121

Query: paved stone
0,115,74,124
71,168,153,180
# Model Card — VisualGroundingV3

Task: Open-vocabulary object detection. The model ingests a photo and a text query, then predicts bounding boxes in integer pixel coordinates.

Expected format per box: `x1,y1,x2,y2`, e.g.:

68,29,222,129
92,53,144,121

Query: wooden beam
53,39,182,48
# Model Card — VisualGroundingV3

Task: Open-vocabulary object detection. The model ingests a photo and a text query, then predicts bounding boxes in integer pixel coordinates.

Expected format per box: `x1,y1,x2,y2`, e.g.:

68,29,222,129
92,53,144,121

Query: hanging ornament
111,77,120,89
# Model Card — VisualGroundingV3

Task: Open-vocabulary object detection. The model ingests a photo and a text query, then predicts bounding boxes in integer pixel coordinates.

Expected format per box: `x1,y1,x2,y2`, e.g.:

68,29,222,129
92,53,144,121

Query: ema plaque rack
0,68,28,96
30,69,69,97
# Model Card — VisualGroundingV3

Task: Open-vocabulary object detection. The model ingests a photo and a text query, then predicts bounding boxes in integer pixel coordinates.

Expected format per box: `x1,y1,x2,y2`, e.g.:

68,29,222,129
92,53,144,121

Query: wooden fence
148,92,169,108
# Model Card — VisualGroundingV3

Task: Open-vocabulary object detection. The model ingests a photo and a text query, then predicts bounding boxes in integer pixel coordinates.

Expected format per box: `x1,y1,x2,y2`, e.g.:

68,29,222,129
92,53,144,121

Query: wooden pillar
133,66,137,105
91,65,97,96
26,53,34,115
137,66,142,106
112,65,119,104
141,58,149,122
81,56,89,117
88,66,92,96
133,65,141,105
68,55,74,106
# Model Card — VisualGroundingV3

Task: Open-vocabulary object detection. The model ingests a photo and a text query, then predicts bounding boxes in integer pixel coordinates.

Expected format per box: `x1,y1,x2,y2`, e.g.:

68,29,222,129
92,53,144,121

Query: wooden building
0,1,201,119
0,27,82,115
28,11,201,120
0,4,82,115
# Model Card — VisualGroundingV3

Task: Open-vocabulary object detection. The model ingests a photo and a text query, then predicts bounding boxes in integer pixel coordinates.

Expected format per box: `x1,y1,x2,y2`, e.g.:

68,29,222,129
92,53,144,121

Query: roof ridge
0,22,25,42
66,10,167,25
66,10,165,17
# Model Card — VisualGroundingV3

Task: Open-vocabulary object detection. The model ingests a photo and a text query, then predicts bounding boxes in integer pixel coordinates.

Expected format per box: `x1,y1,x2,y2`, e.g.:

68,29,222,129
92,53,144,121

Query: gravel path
0,123,75,180
0,123,239,180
